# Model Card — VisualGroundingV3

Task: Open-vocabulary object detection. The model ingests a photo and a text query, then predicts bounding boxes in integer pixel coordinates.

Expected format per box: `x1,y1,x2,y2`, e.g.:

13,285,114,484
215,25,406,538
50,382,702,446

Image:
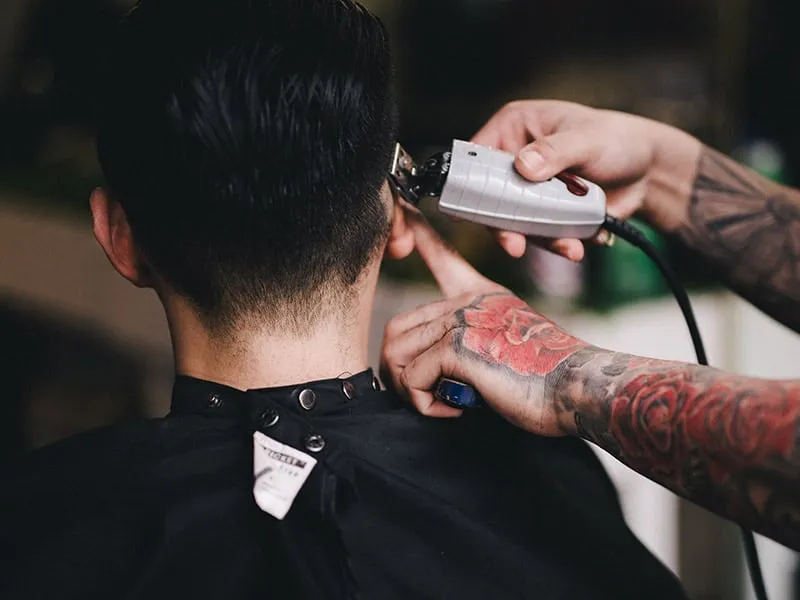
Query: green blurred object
736,139,786,183
583,218,667,311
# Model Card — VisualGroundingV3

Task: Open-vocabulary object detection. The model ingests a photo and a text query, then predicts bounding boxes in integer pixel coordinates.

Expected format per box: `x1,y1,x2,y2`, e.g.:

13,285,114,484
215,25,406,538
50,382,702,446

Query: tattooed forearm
551,350,800,550
450,292,800,548
678,146,800,332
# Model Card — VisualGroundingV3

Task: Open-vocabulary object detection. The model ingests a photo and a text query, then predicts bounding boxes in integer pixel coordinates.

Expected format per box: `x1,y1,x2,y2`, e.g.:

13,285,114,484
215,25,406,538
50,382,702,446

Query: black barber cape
0,369,689,600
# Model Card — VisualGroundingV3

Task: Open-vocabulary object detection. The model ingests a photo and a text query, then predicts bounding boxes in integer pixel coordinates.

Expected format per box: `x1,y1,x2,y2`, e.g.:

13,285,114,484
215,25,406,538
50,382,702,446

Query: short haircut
96,0,397,333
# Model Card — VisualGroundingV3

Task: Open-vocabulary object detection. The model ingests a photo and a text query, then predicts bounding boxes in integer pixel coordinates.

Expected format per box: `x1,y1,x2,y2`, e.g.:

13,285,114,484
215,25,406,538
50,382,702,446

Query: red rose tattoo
683,380,797,470
597,361,800,547
611,372,799,481
459,294,587,376
610,371,703,478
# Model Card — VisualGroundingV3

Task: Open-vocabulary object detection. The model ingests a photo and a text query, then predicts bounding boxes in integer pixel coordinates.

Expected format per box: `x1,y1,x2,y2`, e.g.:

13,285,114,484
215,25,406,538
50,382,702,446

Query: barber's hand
380,211,589,436
472,100,701,261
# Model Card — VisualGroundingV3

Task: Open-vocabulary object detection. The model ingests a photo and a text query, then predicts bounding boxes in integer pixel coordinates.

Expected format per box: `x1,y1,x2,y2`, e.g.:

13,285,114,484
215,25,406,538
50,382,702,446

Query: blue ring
435,378,483,409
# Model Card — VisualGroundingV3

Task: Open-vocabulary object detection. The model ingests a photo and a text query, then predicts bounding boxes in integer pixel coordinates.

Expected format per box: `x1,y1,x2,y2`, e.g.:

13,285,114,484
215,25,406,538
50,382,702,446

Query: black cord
602,215,769,600
602,216,707,366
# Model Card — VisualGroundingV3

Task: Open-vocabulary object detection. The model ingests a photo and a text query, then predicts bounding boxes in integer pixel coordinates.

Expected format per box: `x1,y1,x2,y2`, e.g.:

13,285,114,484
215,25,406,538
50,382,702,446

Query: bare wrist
641,121,703,233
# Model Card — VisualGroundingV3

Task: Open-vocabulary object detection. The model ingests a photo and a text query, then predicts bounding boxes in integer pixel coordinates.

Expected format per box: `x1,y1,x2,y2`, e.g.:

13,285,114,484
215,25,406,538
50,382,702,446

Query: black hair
96,0,397,332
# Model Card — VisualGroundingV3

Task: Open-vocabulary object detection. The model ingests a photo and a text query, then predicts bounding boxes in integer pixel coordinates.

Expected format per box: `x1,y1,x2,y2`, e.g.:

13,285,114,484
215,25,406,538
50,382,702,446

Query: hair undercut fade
96,0,397,333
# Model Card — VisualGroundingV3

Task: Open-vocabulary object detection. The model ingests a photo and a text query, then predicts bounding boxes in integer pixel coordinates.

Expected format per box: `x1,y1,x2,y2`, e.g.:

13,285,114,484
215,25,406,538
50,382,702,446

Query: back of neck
165,301,372,391
176,331,369,390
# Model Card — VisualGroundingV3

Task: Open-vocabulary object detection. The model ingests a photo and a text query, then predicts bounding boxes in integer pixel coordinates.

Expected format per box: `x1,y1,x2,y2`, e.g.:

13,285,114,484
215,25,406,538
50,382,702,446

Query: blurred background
1,0,799,598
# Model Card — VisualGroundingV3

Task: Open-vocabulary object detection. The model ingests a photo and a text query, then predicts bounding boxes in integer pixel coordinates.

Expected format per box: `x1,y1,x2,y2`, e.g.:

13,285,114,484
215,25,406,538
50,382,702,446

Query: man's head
92,0,412,335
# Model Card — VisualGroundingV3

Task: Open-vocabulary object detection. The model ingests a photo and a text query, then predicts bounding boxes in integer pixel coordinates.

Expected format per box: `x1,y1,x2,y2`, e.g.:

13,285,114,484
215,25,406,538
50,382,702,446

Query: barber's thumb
516,133,583,182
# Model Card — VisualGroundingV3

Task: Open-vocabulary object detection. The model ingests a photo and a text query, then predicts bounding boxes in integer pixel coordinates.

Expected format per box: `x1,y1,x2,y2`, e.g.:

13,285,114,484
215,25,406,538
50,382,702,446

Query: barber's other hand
472,100,701,260
380,211,589,436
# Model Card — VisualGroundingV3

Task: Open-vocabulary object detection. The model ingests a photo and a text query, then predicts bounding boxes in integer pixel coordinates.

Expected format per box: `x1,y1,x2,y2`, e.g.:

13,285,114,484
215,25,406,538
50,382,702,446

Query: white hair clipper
389,139,607,240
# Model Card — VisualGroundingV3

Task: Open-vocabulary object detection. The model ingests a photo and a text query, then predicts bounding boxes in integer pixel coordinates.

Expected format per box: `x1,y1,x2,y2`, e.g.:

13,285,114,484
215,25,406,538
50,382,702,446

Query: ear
89,188,153,288
385,196,416,260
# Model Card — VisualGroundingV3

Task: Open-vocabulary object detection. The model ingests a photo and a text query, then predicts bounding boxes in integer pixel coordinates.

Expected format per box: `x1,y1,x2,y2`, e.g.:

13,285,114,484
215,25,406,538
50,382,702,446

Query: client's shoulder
0,414,241,511
329,389,622,514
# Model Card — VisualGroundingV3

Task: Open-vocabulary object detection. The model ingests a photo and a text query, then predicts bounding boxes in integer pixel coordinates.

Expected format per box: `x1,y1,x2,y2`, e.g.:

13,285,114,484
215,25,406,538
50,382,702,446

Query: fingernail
553,241,578,262
552,240,568,255
567,247,582,262
519,149,545,174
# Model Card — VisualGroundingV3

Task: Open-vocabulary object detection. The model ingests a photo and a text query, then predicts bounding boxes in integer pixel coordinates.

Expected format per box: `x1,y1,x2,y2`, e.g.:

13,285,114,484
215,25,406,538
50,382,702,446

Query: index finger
404,209,497,298
471,119,526,152
470,123,503,149
471,100,570,152
471,103,526,149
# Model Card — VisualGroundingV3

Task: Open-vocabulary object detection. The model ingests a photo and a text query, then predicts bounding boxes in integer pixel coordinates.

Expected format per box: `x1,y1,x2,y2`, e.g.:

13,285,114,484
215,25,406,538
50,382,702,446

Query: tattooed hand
380,210,591,435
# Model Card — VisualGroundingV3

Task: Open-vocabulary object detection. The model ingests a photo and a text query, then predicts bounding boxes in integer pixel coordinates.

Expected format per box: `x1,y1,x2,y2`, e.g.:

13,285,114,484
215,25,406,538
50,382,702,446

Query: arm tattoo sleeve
452,294,800,549
679,146,800,332
551,351,800,550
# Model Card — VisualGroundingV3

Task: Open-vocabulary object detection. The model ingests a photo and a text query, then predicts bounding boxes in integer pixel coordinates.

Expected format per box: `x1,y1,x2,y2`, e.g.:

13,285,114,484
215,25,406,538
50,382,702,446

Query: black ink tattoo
678,146,800,332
